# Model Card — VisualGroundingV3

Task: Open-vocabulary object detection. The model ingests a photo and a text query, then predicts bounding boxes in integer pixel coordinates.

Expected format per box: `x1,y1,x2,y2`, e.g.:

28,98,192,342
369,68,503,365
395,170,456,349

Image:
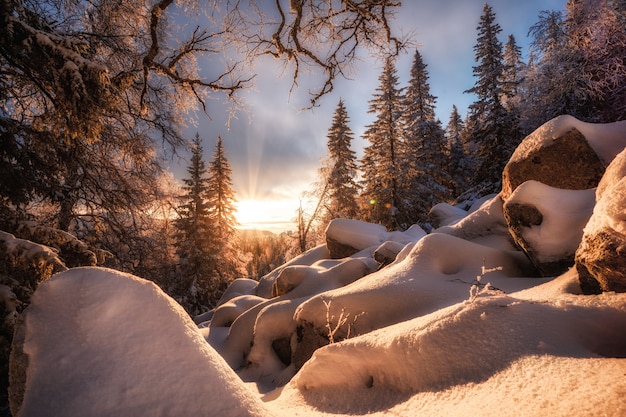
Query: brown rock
292,321,329,370
576,230,626,294
575,148,626,294
501,128,605,201
326,236,360,259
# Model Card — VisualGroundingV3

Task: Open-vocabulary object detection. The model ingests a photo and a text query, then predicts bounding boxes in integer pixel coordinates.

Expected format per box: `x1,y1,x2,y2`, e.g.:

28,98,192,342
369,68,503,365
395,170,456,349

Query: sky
174,0,567,232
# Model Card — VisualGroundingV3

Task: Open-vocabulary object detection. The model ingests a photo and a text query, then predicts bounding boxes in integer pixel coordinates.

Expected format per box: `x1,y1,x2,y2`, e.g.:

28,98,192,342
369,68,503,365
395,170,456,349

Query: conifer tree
207,136,239,242
320,99,361,224
464,4,520,194
174,134,216,314
501,35,526,115
402,49,452,224
445,105,469,197
206,136,242,297
360,57,405,230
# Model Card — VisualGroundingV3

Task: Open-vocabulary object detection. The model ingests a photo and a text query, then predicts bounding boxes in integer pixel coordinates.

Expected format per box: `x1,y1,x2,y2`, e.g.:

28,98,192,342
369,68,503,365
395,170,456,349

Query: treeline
297,1,626,248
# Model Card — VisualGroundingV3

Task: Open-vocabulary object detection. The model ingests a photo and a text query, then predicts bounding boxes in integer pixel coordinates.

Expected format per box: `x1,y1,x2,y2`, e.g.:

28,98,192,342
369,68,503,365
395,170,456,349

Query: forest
1,0,626,414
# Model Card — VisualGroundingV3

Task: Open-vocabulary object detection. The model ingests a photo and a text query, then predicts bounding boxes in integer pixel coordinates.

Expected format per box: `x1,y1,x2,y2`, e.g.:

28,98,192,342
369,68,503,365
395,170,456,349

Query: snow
16,267,270,417
325,218,388,249
12,118,626,416
0,230,67,272
504,181,596,262
584,147,626,236
16,265,626,417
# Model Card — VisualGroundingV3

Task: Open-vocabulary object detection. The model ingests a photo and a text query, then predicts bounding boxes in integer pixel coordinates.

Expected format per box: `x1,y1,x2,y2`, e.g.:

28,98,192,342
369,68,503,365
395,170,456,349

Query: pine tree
402,49,452,224
206,136,241,296
207,136,239,241
445,105,469,197
501,35,526,114
464,4,520,194
174,134,216,314
320,99,361,224
360,57,405,230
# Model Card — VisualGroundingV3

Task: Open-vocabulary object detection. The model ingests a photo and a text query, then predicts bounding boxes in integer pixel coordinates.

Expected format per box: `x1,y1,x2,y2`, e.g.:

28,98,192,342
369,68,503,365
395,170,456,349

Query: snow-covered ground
10,115,626,416
13,261,626,416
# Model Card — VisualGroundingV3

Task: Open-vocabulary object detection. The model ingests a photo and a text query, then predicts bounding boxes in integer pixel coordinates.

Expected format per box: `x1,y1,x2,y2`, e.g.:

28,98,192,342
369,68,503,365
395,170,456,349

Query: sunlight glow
235,199,297,233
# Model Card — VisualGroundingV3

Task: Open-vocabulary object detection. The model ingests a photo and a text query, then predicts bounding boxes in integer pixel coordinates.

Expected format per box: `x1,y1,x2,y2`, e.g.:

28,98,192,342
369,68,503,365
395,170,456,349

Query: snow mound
286,271,626,416
14,267,270,417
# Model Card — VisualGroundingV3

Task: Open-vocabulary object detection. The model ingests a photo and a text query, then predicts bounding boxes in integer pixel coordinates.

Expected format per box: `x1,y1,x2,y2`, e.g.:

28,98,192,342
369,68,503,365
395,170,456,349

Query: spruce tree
445,105,469,197
206,136,241,295
320,99,361,224
174,134,216,314
402,50,452,224
464,4,520,194
501,35,526,114
360,57,405,230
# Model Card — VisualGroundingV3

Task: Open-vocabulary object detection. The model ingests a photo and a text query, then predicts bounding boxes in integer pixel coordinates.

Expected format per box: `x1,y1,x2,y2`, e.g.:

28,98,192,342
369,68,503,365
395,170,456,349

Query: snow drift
10,268,270,417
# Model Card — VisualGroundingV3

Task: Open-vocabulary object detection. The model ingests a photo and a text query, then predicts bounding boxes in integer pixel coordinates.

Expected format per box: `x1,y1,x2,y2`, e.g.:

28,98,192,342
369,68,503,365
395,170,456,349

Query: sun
235,199,296,233
235,199,267,226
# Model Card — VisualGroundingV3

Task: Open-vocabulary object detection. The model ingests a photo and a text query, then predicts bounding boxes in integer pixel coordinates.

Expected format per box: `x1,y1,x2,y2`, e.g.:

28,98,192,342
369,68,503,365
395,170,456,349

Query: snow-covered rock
325,219,388,258
291,231,542,369
428,202,468,228
286,271,626,416
9,267,270,417
433,195,514,249
500,115,626,201
504,181,595,276
576,147,626,294
501,119,605,201
208,256,378,387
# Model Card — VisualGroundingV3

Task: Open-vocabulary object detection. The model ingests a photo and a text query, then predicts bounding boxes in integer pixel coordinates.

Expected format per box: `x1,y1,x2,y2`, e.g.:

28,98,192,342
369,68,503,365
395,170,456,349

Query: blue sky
176,0,566,231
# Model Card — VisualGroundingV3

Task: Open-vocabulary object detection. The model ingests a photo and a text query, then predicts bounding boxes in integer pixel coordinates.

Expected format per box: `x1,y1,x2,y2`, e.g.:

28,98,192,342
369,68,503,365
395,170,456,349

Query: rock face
501,127,605,201
575,148,626,294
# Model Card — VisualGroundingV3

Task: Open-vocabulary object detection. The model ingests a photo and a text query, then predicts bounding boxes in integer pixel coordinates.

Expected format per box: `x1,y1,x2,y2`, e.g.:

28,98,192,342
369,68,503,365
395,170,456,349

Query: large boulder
501,125,604,201
575,148,626,294
502,115,626,202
